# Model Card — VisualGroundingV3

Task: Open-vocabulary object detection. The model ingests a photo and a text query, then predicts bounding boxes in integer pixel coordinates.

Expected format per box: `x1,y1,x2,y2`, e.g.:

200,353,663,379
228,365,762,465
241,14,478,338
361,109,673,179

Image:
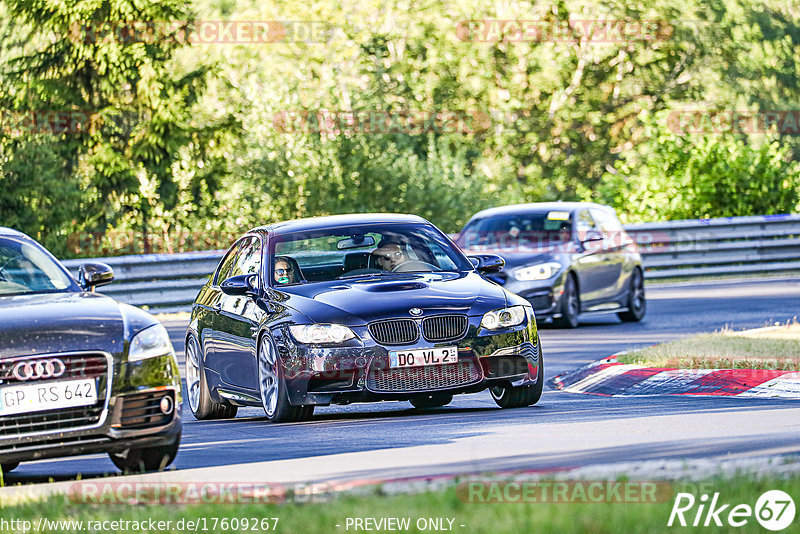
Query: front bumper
492,274,567,318
0,352,182,465
273,317,541,406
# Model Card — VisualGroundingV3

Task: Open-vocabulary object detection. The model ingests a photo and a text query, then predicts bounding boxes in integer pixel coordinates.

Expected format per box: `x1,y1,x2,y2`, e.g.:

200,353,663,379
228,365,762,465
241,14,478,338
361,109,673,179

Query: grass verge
1,475,799,533
616,324,800,371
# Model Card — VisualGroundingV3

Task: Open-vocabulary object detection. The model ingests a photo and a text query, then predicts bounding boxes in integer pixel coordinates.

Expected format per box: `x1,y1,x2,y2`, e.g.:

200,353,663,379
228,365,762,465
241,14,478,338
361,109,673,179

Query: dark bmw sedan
0,228,182,473
456,203,645,328
186,214,542,423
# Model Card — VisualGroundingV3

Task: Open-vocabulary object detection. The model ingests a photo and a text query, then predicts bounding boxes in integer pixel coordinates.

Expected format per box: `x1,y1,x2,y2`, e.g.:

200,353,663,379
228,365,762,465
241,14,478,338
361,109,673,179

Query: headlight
128,324,174,362
481,305,527,330
513,262,562,281
289,324,356,344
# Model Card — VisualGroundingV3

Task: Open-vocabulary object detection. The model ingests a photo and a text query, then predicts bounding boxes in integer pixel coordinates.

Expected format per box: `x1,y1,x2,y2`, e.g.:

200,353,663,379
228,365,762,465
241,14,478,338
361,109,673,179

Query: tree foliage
1,0,798,256
0,0,238,255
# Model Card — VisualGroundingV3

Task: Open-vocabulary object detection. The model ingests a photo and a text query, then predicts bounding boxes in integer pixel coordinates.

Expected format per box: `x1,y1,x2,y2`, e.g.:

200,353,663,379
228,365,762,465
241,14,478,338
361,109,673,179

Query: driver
558,222,572,243
372,242,409,271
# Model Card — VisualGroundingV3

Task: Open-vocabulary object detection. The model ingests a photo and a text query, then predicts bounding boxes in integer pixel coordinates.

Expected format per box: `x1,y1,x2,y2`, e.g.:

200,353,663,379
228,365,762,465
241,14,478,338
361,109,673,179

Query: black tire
553,273,579,328
1,462,19,473
410,393,453,409
185,336,238,420
618,268,646,322
490,354,544,408
109,432,180,473
257,336,313,423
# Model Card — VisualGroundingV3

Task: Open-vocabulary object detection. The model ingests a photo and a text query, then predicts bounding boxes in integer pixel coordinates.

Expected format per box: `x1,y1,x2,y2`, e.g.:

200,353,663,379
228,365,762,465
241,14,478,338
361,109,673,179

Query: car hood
278,272,508,324
0,292,128,359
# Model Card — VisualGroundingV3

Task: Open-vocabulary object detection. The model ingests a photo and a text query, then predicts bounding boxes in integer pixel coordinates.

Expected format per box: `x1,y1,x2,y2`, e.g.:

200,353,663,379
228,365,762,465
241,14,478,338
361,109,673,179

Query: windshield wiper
336,272,391,280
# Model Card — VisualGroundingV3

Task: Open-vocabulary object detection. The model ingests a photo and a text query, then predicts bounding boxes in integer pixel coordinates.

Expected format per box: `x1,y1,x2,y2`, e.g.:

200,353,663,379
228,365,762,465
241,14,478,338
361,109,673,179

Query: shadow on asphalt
7,392,798,485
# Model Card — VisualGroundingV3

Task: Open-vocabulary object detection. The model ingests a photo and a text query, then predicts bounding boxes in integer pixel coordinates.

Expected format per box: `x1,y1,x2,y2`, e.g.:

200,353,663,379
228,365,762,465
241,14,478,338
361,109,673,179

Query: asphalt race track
7,277,800,486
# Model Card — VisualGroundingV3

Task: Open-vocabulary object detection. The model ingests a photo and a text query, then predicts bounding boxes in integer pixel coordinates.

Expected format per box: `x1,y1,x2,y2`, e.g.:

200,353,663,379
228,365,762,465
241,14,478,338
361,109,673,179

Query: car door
214,235,264,390
573,208,607,305
203,240,242,376
590,208,627,300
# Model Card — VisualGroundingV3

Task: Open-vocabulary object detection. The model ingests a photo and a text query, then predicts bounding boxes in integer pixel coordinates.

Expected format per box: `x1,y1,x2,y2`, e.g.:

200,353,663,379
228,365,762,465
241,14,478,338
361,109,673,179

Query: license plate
0,378,98,416
389,346,458,368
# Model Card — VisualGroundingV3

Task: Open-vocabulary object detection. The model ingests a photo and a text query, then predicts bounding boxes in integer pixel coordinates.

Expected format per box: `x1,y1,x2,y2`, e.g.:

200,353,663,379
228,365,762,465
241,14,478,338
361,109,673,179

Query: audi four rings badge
12,359,66,381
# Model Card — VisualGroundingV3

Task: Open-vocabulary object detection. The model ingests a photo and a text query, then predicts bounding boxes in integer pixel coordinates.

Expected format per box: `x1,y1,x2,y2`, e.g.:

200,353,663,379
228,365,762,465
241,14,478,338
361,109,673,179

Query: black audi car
455,202,645,328
0,228,182,473
186,214,542,423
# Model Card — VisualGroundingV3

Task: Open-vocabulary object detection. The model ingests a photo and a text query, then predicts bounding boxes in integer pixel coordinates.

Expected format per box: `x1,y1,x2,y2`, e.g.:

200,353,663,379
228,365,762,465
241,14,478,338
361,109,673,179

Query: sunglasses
375,251,404,261
274,268,293,275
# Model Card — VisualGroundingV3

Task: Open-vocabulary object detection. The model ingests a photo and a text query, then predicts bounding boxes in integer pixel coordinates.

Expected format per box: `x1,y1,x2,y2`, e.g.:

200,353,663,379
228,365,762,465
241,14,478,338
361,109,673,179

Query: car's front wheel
257,336,314,423
410,393,453,409
108,433,180,473
490,356,544,408
618,268,646,322
185,335,237,420
553,274,579,328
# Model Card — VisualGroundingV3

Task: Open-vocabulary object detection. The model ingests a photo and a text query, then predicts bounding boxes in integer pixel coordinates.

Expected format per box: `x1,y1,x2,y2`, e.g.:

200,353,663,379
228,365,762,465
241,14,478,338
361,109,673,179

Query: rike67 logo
668,490,796,530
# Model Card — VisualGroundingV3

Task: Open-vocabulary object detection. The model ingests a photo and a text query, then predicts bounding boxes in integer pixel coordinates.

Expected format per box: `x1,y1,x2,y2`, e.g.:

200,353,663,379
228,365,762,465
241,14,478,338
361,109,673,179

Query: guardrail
625,213,800,279
60,213,800,312
62,251,224,313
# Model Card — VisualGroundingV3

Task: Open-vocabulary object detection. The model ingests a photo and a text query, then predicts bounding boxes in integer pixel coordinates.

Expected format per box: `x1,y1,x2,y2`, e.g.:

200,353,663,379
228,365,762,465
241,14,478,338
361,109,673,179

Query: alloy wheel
185,338,201,414
258,340,279,417
631,270,645,313
566,281,579,320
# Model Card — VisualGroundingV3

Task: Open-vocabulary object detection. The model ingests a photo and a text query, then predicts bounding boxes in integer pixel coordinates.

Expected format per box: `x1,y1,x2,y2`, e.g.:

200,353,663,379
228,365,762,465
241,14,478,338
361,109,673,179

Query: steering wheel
391,260,441,273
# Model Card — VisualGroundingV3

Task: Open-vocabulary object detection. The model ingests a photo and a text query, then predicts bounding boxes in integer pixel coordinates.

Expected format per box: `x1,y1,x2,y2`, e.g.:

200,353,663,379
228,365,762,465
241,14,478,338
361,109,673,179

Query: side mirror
221,274,259,297
78,262,114,292
581,231,604,244
467,254,505,273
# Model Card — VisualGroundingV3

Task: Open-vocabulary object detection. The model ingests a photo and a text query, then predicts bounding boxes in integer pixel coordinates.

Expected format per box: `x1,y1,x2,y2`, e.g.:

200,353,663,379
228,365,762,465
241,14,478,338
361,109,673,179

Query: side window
214,240,242,285
591,209,624,234
576,210,598,241
231,236,262,281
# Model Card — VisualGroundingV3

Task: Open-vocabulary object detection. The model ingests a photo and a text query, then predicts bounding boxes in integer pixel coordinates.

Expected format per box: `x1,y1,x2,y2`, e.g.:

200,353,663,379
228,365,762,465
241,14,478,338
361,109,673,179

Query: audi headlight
513,262,562,281
128,323,175,362
481,305,527,330
289,324,356,344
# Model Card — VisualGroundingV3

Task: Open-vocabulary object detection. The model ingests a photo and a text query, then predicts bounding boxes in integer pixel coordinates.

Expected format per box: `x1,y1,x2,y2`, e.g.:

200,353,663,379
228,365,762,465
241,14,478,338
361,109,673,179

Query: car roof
0,227,28,239
467,202,616,221
249,213,430,235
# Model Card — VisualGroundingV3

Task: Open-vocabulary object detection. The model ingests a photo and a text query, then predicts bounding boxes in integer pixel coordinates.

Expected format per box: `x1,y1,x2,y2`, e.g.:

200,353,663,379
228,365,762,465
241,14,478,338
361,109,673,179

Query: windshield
270,223,472,286
459,211,573,250
0,238,75,296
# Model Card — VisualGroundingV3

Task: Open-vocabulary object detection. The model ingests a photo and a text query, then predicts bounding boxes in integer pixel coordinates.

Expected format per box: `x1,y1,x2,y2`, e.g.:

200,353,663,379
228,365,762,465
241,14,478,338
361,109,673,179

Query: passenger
274,257,296,284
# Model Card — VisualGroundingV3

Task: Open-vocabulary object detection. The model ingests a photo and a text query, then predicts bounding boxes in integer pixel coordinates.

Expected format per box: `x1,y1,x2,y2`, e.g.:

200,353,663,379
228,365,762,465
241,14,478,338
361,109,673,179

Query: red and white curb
551,357,800,398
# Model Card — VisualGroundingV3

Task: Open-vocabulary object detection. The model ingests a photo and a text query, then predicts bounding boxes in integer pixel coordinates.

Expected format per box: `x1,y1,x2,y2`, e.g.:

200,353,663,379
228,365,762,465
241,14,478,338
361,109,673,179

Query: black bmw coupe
0,228,182,473
186,214,543,423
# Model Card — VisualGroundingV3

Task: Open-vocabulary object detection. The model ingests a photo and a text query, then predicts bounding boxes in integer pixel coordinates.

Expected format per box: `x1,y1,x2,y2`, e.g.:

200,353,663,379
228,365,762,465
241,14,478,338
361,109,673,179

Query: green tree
0,0,238,255
598,123,800,221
